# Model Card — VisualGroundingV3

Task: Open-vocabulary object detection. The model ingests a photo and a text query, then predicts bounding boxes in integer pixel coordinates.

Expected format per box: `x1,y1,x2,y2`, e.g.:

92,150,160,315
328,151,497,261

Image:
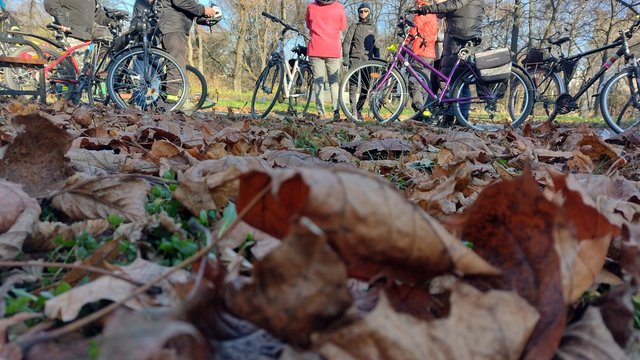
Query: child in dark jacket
341,3,379,120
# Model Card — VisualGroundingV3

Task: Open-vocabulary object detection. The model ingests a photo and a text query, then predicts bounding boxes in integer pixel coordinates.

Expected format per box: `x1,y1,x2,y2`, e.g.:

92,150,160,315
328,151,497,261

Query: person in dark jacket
416,0,484,125
341,2,379,120
44,0,98,41
154,0,219,71
416,0,484,76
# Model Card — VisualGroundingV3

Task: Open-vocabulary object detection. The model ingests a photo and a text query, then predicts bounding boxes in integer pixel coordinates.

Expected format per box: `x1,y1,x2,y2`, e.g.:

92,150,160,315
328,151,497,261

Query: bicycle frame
374,41,490,105
268,30,308,100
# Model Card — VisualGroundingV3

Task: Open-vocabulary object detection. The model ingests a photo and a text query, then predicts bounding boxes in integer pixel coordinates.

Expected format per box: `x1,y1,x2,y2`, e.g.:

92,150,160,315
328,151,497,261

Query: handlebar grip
261,11,279,22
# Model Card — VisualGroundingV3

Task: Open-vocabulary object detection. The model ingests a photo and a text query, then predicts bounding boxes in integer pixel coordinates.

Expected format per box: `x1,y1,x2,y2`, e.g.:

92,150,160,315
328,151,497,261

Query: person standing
415,0,484,125
342,2,379,120
306,0,347,122
407,0,438,120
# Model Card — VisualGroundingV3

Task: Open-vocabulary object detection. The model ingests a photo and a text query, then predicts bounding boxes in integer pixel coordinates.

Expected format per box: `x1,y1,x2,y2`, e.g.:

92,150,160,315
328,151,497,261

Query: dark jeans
161,32,188,97
347,59,371,113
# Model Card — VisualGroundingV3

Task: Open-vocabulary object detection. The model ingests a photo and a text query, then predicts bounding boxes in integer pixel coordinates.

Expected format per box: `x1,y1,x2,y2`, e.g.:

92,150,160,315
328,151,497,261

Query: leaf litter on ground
0,100,638,359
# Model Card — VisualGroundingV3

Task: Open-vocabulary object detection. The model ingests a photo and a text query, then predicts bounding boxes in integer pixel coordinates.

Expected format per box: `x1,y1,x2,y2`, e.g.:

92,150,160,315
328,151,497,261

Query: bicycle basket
475,47,512,82
522,47,551,65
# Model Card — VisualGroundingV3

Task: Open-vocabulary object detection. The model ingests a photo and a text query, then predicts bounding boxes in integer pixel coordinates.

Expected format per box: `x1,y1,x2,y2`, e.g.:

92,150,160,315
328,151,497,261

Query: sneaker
333,110,340,122
440,115,456,128
357,111,364,121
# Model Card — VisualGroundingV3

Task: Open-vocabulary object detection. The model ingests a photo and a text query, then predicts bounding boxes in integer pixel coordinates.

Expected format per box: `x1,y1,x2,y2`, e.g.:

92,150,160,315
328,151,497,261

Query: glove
413,6,430,15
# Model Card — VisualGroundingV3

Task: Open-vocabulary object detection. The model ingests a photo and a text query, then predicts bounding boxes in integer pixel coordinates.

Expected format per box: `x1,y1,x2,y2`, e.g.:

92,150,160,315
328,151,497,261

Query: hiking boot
357,111,364,121
333,110,340,122
440,115,456,128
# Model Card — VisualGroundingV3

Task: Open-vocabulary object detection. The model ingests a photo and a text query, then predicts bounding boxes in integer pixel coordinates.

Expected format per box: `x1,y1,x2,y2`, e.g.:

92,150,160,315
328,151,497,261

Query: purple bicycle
339,12,534,130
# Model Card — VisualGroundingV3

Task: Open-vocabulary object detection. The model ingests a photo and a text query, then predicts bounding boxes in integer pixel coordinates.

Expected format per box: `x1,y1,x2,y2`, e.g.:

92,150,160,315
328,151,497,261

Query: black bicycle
520,0,640,132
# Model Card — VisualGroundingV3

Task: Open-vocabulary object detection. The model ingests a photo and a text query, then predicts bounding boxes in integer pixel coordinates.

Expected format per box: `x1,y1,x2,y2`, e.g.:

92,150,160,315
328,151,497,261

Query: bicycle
351,12,534,130
251,12,313,119
520,0,640,133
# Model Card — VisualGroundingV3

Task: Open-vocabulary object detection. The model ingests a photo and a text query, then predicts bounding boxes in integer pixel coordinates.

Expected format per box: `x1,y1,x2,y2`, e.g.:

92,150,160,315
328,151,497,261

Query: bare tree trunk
528,0,533,48
510,0,521,54
188,31,194,67
234,9,248,92
196,26,204,73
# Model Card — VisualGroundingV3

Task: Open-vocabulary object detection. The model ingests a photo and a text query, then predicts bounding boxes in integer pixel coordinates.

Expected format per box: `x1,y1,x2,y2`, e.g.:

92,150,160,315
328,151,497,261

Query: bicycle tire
182,65,208,112
339,60,386,123
600,67,640,133
6,45,77,102
369,66,408,124
106,46,188,111
524,64,564,121
251,61,284,118
451,64,534,131
288,65,313,117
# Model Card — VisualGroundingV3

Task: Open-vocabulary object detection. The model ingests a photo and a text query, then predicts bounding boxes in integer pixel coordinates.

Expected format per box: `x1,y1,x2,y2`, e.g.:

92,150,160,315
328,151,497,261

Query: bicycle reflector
387,43,398,52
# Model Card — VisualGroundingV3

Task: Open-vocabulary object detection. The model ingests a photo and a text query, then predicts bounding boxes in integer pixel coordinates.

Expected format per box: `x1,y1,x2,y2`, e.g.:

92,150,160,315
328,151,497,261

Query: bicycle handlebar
261,11,309,40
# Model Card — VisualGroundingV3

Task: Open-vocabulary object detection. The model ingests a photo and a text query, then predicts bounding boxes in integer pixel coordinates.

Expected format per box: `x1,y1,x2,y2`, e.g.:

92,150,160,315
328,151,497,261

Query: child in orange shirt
407,0,438,119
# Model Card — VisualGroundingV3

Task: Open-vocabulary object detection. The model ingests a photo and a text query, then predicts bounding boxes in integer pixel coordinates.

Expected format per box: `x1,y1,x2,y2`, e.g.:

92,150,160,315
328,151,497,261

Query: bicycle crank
554,93,577,115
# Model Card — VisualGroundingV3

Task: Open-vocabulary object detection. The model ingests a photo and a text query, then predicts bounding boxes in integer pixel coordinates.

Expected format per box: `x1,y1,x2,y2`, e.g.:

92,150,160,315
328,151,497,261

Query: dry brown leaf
237,168,499,283
313,283,539,360
44,258,193,321
452,169,568,360
317,147,358,163
0,207,40,260
24,219,110,252
225,218,352,346
174,156,270,215
262,150,347,169
51,174,150,221
549,172,619,303
65,149,127,175
259,130,295,151
554,307,627,360
0,180,39,233
99,309,209,360
0,114,74,197
354,138,412,159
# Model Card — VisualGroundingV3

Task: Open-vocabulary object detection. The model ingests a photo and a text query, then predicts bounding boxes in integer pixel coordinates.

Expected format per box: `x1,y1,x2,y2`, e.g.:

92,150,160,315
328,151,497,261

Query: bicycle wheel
6,45,77,102
106,46,188,111
339,60,384,123
182,65,207,112
600,68,640,133
288,65,313,117
525,64,564,121
251,62,284,118
369,67,408,124
451,64,534,131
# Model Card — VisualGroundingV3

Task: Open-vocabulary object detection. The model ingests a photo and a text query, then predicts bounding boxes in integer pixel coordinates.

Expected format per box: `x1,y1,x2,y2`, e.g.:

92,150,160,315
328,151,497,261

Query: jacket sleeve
373,37,380,59
342,24,355,59
171,0,205,16
43,0,65,23
420,0,472,14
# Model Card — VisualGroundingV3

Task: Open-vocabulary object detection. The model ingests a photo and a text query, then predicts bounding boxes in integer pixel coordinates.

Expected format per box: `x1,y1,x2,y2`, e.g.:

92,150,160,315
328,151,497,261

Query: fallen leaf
237,168,499,283
452,169,570,360
45,258,193,321
225,218,352,346
354,138,412,159
0,114,74,196
65,149,127,176
24,219,110,253
99,309,209,360
51,174,150,221
0,207,40,260
554,307,627,360
313,283,539,360
174,156,270,215
0,180,39,233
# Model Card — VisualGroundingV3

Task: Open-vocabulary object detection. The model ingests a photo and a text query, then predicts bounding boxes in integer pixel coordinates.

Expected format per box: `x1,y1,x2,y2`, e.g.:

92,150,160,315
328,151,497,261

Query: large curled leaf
313,283,539,360
0,114,74,196
225,218,352,346
51,174,150,221
237,168,499,283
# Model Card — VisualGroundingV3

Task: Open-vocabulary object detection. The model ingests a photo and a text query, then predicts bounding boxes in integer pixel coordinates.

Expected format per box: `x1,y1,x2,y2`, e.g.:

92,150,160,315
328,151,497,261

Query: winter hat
358,3,371,12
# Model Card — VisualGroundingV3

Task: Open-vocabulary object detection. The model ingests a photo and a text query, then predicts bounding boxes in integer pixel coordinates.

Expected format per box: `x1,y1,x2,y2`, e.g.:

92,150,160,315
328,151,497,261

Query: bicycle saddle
548,36,570,46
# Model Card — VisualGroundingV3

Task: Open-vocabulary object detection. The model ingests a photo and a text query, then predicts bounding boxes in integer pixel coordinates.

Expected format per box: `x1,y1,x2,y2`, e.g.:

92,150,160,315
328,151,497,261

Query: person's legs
356,65,371,117
326,57,341,120
310,56,327,116
161,32,188,99
409,56,433,112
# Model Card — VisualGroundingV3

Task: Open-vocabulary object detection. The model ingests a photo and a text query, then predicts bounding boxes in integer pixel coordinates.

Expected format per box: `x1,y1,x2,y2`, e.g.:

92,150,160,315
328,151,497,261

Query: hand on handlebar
203,7,218,18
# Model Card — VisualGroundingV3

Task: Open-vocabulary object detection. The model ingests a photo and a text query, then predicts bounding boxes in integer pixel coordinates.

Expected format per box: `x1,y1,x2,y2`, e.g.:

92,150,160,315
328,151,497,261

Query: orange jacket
407,13,438,59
